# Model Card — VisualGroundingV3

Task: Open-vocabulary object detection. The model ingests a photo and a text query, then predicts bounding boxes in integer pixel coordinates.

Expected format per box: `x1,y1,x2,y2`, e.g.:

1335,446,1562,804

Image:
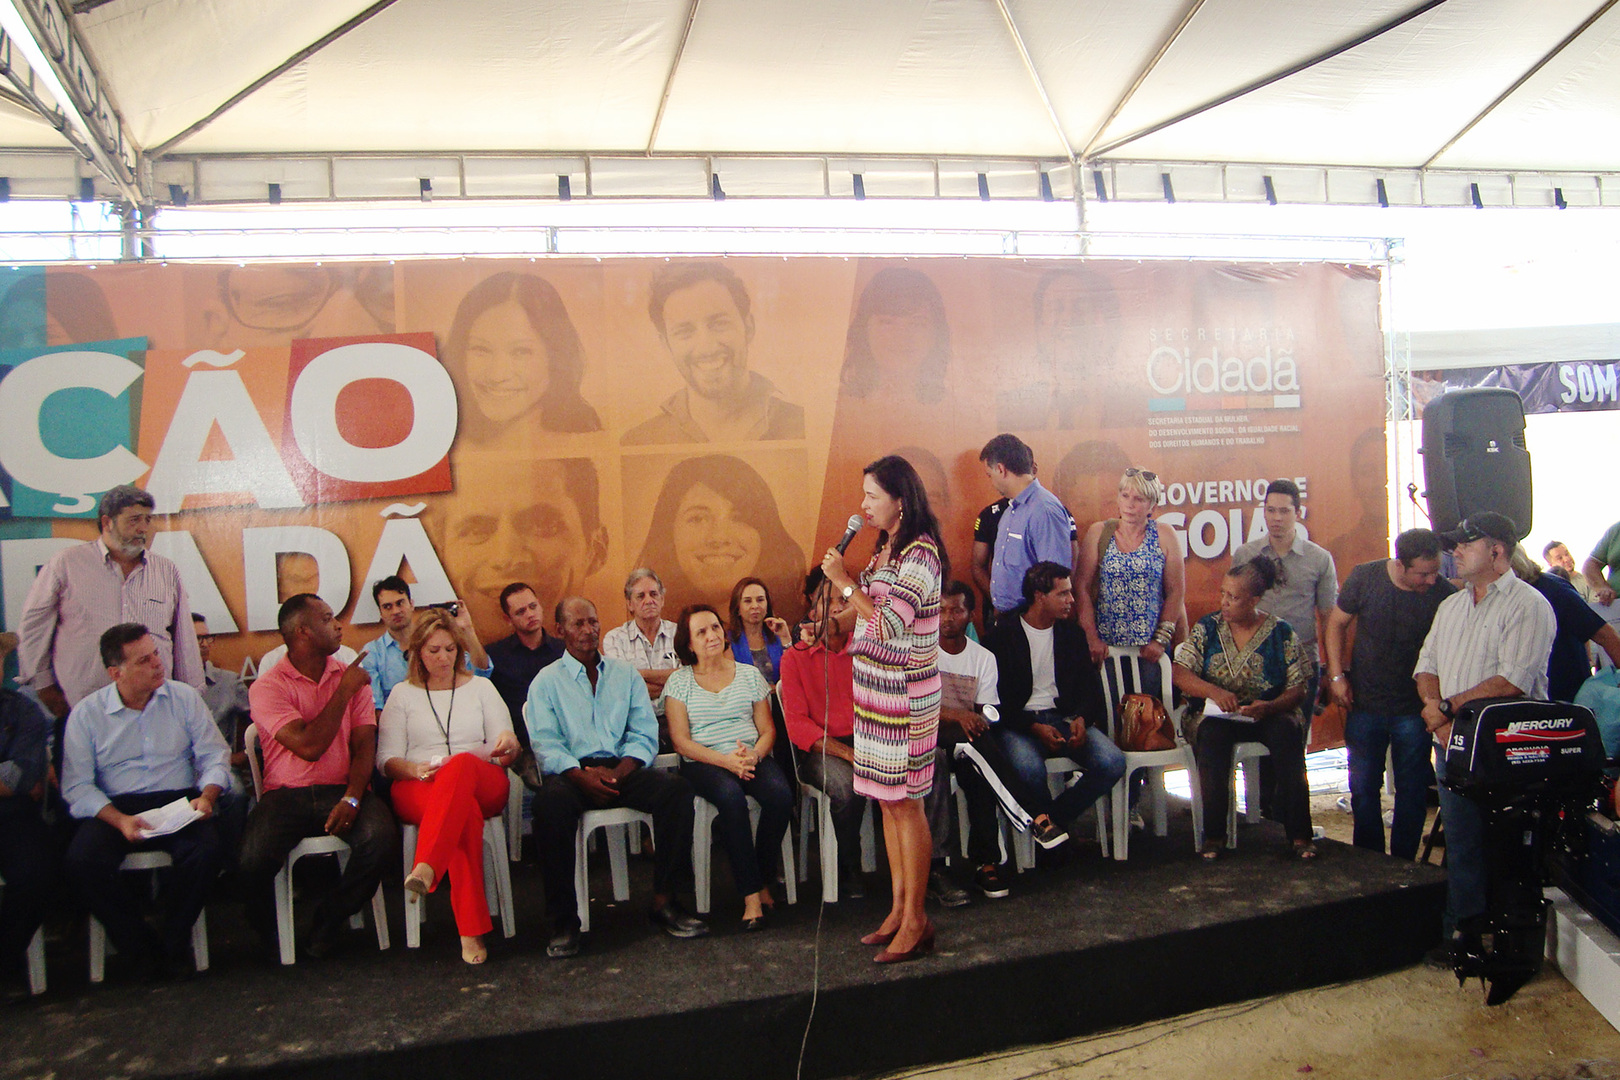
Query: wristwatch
1329,673,1347,683
841,584,855,600
341,796,361,809
1438,699,1454,719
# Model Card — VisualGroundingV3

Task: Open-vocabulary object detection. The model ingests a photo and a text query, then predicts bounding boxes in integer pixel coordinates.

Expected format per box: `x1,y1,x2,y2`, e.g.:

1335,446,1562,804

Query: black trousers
536,763,695,932
63,790,222,974
0,798,54,981
1195,715,1312,844
939,726,1051,866
236,785,399,947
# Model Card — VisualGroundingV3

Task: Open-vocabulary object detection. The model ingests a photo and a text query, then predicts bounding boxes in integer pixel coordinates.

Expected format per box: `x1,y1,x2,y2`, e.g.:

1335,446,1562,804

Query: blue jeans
1345,711,1433,860
997,712,1126,825
681,756,794,898
1434,744,1485,938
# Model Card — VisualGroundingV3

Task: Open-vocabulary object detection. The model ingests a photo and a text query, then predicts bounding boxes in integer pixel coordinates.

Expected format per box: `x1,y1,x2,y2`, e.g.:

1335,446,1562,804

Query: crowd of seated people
3,459,1608,990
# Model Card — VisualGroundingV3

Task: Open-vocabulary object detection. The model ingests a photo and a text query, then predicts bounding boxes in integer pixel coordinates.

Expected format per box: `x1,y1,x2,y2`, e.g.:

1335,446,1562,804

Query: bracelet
342,795,360,809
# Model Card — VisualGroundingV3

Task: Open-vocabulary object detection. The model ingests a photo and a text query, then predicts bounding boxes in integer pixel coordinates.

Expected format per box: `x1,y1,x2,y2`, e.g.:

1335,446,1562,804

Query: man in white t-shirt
936,581,1069,899
988,562,1123,841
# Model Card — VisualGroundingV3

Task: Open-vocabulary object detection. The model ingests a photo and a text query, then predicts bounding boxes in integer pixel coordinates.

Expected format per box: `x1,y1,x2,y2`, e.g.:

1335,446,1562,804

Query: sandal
1293,841,1319,861
1199,843,1222,861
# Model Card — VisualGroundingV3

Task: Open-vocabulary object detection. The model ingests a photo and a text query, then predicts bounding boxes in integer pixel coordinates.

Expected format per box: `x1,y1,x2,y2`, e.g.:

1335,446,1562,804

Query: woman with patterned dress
820,455,946,963
1171,554,1317,860
1076,468,1187,696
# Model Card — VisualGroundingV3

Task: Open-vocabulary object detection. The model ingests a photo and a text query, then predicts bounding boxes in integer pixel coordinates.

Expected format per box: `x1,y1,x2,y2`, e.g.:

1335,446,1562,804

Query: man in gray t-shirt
1324,529,1454,859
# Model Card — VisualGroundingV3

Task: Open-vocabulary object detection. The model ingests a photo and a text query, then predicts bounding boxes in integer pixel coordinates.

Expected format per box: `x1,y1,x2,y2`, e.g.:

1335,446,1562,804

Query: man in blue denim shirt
981,435,1075,616
527,597,705,958
360,576,492,714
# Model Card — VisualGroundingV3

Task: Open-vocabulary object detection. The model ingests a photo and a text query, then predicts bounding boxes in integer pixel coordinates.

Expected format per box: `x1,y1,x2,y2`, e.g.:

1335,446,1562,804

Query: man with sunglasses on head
980,435,1076,621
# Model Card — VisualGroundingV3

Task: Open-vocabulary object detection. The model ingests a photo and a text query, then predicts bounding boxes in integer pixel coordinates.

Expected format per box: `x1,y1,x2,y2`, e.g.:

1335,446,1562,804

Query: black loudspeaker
1421,387,1532,535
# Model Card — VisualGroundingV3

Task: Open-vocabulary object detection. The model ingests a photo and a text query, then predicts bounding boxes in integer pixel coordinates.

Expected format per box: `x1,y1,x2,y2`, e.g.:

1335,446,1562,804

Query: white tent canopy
1,0,1618,206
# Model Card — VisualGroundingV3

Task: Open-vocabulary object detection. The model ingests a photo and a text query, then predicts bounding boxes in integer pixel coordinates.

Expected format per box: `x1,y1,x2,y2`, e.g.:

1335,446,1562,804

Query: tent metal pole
646,0,702,156
147,0,402,158
0,0,142,202
1089,0,1449,159
1081,0,1206,159
1420,0,1618,170
992,0,1074,163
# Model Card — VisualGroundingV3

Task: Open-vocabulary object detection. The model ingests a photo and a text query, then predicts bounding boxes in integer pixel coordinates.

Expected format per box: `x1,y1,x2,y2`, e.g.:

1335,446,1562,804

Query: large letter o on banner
288,342,457,483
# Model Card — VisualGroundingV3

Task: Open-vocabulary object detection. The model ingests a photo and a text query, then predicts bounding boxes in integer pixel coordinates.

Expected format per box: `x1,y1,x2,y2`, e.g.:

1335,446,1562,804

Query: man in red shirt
780,582,868,896
239,594,398,960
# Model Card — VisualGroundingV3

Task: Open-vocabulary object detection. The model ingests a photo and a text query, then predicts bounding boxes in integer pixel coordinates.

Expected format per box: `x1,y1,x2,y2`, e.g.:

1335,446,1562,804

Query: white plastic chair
244,726,390,964
692,794,797,913
1226,711,1313,848
574,807,653,932
1004,757,1111,872
0,872,44,994
1102,646,1203,860
89,851,209,983
401,810,515,947
797,785,878,903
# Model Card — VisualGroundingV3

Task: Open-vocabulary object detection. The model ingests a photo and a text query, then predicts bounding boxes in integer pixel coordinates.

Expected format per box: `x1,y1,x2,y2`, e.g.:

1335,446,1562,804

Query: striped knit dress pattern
849,534,943,801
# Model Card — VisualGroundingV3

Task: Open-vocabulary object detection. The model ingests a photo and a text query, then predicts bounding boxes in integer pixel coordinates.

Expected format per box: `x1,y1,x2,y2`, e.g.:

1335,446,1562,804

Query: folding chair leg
274,867,297,965
370,887,391,950
607,825,632,902
819,795,839,903
25,928,45,995
575,826,592,933
191,911,209,972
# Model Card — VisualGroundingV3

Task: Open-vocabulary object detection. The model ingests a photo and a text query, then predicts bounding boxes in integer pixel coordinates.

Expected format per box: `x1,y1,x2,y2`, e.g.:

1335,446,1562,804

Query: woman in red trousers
378,608,519,964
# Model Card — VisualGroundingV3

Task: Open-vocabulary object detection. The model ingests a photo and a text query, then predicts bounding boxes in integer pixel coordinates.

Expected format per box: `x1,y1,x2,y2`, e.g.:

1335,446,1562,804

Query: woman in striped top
820,455,946,963
664,603,793,930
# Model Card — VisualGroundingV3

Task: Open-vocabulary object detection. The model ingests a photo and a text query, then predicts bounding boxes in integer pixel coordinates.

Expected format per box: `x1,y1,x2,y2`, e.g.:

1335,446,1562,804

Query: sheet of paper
1205,710,1259,723
137,796,203,839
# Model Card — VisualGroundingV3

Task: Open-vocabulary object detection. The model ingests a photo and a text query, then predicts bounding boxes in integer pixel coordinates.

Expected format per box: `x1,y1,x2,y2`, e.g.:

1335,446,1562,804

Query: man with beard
622,262,805,445
18,485,203,760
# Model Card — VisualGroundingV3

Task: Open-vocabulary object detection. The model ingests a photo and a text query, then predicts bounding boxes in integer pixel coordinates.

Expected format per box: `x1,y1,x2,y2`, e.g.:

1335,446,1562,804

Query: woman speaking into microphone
820,454,946,963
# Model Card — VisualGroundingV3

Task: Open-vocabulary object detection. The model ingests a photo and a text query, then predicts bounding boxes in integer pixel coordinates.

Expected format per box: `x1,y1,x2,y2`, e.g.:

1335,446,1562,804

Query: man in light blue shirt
61,622,232,980
981,434,1075,615
528,596,705,958
360,575,492,713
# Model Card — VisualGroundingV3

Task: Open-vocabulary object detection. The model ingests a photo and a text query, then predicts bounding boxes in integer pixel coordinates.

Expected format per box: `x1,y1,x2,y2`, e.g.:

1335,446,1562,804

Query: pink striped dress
850,535,942,801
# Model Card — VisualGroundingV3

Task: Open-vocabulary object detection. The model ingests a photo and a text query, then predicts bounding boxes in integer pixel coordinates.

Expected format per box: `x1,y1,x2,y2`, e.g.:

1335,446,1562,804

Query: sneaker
974,864,1011,899
1030,817,1070,850
926,869,971,908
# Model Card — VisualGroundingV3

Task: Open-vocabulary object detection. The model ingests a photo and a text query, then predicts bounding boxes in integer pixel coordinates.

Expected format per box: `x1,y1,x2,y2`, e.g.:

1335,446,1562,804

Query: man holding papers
61,623,232,981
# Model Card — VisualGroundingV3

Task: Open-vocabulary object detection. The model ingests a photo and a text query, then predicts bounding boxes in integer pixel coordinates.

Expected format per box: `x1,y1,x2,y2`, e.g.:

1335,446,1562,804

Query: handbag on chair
1117,693,1176,752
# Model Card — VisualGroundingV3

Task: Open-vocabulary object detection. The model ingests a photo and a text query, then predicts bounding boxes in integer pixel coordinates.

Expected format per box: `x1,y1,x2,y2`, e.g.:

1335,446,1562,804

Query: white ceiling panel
172,0,690,153
0,0,1608,201
650,0,1057,156
1110,0,1604,167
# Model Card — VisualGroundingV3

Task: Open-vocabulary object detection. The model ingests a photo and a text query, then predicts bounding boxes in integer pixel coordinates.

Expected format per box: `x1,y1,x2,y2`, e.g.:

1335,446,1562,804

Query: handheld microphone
806,514,865,592
835,513,864,554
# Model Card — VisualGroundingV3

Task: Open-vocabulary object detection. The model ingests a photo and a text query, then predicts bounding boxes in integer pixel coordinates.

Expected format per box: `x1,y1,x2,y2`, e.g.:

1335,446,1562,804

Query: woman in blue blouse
728,577,793,686
1172,555,1315,860
665,603,794,930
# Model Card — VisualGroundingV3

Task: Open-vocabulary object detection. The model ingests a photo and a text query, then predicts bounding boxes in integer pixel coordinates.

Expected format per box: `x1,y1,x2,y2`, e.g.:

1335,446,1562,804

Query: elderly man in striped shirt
1415,512,1554,963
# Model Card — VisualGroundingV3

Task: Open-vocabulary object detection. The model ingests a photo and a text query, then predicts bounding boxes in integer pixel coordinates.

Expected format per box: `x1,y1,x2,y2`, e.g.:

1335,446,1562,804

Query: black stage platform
5,809,1445,1080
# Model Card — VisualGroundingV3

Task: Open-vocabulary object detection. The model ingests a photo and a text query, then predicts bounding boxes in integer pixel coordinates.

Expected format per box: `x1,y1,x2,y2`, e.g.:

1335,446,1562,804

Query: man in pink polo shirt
239,593,398,960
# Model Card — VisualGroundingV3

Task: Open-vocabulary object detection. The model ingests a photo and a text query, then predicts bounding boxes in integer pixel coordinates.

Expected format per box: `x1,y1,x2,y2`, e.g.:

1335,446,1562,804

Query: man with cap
1413,511,1555,964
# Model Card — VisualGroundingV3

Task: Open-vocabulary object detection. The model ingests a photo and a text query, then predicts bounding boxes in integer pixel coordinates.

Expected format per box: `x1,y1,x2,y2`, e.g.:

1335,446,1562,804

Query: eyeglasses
220,264,394,332
1123,467,1158,481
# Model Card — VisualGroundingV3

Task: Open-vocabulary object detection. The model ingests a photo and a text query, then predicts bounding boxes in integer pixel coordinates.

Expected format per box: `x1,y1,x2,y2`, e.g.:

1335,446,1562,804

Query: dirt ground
889,965,1620,1080
884,792,1620,1080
